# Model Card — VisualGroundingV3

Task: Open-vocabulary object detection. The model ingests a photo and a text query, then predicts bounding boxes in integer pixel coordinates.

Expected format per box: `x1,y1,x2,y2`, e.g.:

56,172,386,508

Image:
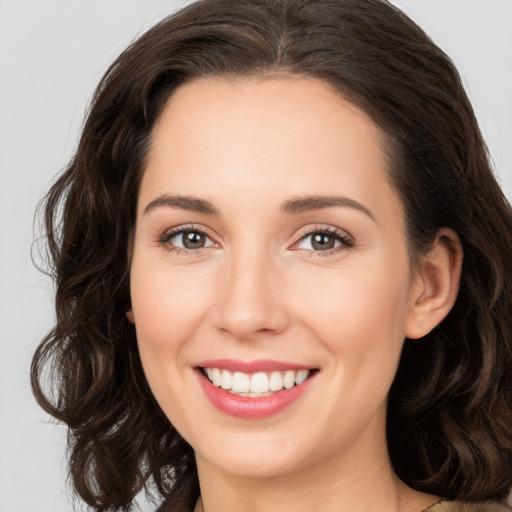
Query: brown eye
181,231,206,249
294,228,353,253
163,228,216,251
311,233,336,250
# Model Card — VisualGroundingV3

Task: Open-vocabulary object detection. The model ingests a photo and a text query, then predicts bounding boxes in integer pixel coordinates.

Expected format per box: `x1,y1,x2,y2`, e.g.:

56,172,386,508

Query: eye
172,230,210,249
294,227,353,253
159,226,217,252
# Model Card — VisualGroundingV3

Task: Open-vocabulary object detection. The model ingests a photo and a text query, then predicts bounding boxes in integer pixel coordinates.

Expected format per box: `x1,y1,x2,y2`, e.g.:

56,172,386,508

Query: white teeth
295,369,309,385
232,372,250,393
203,367,312,395
212,368,221,387
250,372,269,393
283,370,295,389
220,369,232,390
269,371,283,391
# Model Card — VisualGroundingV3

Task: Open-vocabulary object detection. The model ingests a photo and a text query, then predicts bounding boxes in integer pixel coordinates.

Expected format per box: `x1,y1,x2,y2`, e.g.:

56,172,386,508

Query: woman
31,0,512,511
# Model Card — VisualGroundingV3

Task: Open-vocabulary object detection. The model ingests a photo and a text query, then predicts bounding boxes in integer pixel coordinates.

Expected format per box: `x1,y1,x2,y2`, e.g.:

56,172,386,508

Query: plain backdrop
0,1,511,511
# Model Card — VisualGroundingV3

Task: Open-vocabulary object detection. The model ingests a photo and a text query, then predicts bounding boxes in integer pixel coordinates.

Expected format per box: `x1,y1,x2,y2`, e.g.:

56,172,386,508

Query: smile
202,368,311,396
195,360,318,419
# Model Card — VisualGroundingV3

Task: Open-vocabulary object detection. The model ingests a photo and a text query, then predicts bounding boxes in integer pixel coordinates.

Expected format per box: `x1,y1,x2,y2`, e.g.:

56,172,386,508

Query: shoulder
423,501,512,512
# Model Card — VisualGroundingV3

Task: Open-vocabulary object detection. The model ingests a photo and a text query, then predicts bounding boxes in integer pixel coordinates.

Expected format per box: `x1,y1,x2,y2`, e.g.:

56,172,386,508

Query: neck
195,417,437,512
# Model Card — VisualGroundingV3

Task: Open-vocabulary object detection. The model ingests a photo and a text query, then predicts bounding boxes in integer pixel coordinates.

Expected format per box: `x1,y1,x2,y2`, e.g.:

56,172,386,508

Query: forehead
140,76,401,221
151,76,383,159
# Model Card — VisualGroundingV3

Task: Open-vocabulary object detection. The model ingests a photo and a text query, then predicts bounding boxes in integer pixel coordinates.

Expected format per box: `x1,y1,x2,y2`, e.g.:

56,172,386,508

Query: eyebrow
143,194,219,215
143,193,375,220
281,195,375,220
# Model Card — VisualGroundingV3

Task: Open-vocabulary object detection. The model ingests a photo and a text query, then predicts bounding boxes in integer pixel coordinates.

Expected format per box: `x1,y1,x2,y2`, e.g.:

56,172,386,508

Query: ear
126,310,135,324
405,228,463,339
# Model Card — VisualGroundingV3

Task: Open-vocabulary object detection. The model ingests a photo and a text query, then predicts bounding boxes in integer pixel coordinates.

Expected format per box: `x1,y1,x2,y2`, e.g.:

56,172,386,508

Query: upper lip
195,359,315,373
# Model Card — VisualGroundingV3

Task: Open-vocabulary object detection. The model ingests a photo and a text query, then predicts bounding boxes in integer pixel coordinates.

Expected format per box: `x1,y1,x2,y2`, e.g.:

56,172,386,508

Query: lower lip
196,370,315,419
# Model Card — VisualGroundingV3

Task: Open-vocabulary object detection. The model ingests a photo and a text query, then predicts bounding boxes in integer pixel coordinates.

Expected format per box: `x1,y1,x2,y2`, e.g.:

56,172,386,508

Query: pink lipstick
195,359,317,419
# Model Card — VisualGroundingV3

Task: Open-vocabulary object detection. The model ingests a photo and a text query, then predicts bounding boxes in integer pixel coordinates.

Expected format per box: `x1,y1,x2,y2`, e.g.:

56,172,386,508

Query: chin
193,428,319,479
201,452,306,479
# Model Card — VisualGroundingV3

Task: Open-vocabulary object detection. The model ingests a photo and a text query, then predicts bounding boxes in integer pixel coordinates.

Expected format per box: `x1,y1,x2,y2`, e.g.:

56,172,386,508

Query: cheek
129,260,216,412
296,260,411,392
130,262,213,351
298,257,411,340
128,264,214,432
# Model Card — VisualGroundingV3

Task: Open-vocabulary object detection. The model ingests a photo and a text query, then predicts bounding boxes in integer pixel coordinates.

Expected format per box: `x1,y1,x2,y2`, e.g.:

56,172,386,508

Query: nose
214,248,289,341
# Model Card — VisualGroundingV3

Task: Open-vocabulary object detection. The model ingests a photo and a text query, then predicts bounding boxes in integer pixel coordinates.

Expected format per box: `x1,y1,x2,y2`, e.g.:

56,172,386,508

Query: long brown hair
32,0,512,510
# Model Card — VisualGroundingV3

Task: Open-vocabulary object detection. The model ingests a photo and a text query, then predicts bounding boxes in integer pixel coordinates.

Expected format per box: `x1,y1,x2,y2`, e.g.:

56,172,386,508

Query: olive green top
423,501,512,512
158,497,512,511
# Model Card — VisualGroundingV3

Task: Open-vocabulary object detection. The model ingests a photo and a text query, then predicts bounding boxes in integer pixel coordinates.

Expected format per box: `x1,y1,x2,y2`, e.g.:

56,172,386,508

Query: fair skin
128,77,462,512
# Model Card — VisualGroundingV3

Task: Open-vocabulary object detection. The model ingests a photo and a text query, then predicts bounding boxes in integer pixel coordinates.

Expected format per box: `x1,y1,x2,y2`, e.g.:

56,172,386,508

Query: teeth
269,371,283,391
220,369,232,390
295,369,309,385
251,372,269,393
212,368,221,387
203,368,312,395
283,370,295,389
232,372,250,393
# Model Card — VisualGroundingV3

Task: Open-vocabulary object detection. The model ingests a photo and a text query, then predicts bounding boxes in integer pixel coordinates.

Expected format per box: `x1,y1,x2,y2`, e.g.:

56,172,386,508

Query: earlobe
126,310,135,324
405,228,463,339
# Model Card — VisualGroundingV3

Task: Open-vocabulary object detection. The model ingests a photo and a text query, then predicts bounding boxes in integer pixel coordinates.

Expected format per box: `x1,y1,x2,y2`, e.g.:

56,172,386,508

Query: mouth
199,367,314,397
194,360,318,419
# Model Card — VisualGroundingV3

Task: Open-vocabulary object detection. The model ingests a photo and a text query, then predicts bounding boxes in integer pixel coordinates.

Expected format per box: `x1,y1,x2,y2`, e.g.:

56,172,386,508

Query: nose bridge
214,240,287,340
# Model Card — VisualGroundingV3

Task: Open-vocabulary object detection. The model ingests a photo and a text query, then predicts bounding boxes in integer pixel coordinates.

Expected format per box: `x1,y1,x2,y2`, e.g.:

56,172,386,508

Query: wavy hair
31,0,512,510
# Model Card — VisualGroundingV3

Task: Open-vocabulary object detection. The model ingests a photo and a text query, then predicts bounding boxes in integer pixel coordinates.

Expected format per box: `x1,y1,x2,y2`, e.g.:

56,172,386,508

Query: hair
31,0,512,510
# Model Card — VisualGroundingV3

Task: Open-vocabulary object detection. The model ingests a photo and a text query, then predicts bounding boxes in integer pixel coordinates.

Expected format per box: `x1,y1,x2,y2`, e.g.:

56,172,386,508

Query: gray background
0,1,511,511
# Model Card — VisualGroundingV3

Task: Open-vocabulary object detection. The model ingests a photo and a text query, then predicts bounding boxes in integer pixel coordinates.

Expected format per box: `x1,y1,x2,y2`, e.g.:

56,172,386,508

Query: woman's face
129,77,423,478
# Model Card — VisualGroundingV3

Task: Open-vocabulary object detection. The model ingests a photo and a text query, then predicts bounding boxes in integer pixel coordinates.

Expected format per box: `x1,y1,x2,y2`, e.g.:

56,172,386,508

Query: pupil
183,231,205,249
312,233,335,250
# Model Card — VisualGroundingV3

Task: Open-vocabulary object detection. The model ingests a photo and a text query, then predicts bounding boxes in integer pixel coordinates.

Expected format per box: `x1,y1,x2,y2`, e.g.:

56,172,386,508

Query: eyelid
157,223,220,252
291,224,354,254
295,224,352,240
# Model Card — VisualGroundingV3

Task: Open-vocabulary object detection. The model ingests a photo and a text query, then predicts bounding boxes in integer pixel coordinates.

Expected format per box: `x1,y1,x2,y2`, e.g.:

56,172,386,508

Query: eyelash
157,224,217,255
293,226,354,256
157,224,354,256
